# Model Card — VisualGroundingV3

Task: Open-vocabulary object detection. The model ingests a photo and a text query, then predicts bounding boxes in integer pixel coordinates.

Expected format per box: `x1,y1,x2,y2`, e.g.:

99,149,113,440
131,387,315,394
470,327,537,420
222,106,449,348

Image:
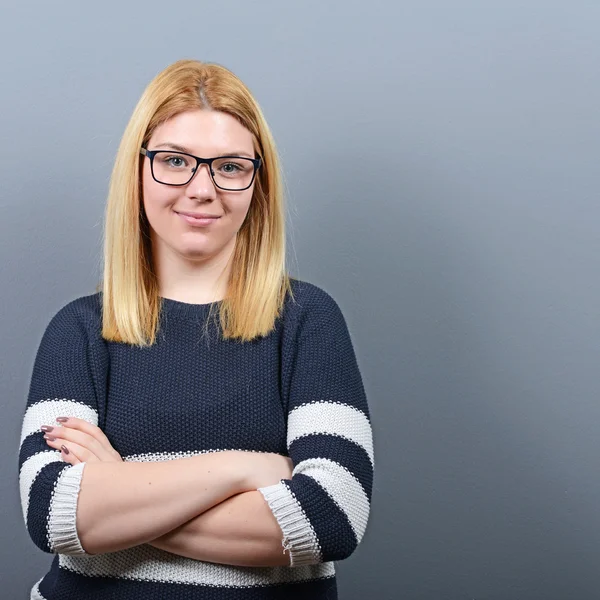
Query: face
141,109,257,264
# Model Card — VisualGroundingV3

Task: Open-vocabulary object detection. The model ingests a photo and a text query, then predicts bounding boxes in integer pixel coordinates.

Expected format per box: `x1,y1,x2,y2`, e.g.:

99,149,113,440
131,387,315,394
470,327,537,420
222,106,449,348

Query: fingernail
56,417,69,423
61,445,70,455
44,435,56,441
41,426,54,432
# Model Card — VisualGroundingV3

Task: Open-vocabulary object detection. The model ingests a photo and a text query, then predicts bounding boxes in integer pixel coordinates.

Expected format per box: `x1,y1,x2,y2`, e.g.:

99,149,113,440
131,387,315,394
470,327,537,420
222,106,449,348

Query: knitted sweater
18,278,374,599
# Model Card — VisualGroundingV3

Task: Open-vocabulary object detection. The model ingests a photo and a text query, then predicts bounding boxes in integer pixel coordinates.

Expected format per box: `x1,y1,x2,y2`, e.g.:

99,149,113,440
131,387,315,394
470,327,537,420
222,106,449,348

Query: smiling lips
177,211,220,218
176,211,221,226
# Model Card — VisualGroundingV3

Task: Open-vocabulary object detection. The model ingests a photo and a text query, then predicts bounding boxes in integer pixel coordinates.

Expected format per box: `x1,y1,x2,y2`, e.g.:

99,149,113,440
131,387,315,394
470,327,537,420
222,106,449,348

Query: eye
169,157,184,167
220,162,242,173
159,154,190,169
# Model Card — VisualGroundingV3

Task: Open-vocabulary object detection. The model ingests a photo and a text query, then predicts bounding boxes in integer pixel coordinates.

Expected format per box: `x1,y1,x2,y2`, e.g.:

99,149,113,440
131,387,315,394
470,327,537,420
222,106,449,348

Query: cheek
142,179,176,224
230,190,254,223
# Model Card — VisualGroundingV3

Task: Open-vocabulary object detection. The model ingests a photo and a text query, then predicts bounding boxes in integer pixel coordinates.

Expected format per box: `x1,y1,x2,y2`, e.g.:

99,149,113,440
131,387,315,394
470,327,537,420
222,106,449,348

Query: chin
178,246,211,259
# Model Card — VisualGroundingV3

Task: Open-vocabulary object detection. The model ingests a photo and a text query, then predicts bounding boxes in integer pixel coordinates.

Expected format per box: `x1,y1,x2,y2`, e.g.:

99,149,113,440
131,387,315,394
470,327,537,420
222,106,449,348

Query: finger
45,437,101,463
54,417,112,446
59,443,83,466
42,425,115,462
53,417,121,461
62,440,100,464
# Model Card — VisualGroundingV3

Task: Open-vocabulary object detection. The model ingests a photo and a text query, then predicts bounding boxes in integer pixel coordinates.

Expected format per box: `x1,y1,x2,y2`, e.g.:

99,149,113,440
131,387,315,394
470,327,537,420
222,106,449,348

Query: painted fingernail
44,435,56,441
56,417,69,423
41,426,54,432
61,445,70,455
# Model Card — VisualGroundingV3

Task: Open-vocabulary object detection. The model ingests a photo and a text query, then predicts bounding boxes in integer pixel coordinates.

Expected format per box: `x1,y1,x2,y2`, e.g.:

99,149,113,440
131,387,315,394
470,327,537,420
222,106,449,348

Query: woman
18,59,374,599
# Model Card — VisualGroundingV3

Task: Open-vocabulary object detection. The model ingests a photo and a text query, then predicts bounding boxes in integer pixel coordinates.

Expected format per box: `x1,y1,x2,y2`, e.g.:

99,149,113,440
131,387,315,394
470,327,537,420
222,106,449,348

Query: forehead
149,109,255,154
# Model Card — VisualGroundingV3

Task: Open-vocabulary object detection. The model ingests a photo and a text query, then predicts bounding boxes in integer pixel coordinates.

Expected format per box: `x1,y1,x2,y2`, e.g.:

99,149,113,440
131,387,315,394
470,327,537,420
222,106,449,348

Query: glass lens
151,152,255,189
152,152,196,185
212,157,256,190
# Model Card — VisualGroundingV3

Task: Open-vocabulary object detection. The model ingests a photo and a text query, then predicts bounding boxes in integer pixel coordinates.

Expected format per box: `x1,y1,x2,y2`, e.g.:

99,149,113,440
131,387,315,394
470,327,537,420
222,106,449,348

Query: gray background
1,1,599,598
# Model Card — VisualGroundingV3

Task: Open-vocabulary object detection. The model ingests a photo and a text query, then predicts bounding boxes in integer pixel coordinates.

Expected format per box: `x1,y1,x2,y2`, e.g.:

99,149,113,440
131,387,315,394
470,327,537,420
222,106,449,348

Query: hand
40,417,123,466
240,452,294,490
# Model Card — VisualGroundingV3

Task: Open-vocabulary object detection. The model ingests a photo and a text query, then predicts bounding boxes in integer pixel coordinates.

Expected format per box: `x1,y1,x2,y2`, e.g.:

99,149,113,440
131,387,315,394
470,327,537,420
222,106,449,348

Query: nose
185,163,217,199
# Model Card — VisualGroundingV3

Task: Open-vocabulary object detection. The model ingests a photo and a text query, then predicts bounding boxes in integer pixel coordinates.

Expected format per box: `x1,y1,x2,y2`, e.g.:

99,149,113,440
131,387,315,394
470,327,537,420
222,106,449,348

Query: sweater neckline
159,296,223,320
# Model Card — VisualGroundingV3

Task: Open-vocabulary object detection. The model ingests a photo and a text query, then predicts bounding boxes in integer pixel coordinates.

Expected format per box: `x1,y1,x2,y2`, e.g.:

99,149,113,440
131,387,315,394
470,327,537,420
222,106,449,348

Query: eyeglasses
140,147,262,191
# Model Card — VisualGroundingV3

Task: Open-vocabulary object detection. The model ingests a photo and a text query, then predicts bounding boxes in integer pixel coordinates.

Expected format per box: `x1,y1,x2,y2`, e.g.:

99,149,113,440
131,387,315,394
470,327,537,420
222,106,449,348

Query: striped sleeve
258,289,374,566
18,303,99,555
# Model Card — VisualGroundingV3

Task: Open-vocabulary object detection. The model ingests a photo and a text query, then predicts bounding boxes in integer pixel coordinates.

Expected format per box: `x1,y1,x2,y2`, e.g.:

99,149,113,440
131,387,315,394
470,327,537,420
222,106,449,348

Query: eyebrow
153,142,254,158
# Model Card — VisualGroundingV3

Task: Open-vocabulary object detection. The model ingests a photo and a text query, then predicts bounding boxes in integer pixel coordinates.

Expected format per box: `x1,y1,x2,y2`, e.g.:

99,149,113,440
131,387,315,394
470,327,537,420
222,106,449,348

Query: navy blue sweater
18,278,374,599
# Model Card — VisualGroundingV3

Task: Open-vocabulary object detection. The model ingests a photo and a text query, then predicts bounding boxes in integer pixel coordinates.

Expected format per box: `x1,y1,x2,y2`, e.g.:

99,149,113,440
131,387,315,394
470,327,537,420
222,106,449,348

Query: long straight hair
100,59,293,346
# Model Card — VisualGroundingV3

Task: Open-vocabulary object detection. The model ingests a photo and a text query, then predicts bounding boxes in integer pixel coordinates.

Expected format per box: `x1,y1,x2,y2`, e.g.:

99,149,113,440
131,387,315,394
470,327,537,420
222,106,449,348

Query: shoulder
283,277,348,330
43,292,103,344
286,277,341,311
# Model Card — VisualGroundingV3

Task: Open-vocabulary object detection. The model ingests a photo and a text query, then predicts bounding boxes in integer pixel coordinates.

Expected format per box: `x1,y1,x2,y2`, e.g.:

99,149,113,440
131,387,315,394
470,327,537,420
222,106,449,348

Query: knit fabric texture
18,278,374,599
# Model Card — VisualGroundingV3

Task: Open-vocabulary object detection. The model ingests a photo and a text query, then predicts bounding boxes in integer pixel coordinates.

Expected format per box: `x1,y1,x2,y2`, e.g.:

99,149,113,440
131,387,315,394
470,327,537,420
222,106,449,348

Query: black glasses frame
140,147,262,191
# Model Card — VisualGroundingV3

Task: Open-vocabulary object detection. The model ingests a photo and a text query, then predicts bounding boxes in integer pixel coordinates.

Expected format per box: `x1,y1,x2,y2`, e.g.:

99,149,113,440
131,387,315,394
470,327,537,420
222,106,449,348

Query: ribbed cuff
48,462,88,555
258,482,321,567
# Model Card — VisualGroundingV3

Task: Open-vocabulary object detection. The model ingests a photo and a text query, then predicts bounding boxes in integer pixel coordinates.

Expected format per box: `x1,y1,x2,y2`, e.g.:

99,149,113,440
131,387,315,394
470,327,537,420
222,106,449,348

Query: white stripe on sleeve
287,401,374,465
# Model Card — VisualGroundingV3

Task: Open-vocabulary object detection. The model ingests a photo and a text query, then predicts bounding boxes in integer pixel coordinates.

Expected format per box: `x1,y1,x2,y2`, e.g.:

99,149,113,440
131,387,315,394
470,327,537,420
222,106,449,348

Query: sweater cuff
48,461,88,555
258,481,321,567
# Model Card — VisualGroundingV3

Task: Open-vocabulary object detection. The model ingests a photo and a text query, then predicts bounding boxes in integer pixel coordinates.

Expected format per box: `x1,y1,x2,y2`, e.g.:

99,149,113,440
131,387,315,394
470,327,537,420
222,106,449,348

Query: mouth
175,211,221,227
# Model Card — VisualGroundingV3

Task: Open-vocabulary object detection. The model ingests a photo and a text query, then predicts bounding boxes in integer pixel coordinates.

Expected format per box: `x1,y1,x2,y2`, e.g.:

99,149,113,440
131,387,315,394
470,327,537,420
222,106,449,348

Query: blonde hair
99,59,294,346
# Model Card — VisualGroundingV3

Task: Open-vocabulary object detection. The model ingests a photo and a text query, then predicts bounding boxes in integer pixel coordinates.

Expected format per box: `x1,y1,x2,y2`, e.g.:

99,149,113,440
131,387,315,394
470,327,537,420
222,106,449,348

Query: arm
39,418,296,558
149,490,291,567
75,452,247,555
17,302,249,556
18,302,101,555
257,289,374,566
